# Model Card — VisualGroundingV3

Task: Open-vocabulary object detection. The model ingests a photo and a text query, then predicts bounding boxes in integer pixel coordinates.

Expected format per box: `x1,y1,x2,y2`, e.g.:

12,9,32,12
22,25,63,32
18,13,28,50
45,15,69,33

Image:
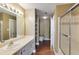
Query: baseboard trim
44,37,49,40
53,48,64,55
58,48,64,55
53,48,58,55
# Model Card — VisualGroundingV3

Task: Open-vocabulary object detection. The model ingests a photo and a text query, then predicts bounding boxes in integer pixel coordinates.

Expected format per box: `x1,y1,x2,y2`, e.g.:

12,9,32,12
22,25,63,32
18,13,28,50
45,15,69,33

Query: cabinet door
21,47,28,55
21,40,35,55
21,43,29,55
31,39,35,51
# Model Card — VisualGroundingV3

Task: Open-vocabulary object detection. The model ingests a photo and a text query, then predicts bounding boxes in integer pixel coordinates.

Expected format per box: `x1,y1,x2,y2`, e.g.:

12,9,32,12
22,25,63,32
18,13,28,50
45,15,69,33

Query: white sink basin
0,36,24,51
0,40,20,51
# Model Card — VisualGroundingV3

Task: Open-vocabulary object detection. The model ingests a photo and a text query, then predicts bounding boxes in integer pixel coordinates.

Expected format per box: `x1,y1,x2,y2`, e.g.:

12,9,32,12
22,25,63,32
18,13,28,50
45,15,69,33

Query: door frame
9,19,16,38
50,16,55,49
0,21,3,42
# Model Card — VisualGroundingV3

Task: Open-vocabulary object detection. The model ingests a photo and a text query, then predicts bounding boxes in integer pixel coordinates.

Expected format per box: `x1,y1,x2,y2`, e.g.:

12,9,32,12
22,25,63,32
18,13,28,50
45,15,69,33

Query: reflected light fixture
42,16,48,19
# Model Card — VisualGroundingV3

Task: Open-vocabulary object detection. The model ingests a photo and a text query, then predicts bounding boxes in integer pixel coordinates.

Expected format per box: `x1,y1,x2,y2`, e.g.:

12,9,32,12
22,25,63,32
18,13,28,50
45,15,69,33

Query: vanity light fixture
11,7,15,12
1,3,8,9
18,10,23,15
1,3,6,7
0,3,24,16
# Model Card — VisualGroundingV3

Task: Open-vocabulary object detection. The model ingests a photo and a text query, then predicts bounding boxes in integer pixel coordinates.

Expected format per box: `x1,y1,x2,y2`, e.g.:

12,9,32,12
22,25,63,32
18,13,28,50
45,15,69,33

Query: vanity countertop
0,35,34,55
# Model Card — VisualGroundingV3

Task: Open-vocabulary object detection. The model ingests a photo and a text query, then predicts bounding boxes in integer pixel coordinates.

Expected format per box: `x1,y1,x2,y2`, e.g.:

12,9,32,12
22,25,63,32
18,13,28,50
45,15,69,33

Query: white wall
16,15,25,37
44,18,50,40
39,18,50,41
25,9,35,36
40,18,50,40
50,16,55,49
40,18,44,36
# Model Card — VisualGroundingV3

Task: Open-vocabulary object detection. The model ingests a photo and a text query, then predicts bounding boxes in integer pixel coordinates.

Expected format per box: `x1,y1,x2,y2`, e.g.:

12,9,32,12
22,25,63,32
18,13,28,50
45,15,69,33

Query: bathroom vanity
0,35,35,55
0,4,36,55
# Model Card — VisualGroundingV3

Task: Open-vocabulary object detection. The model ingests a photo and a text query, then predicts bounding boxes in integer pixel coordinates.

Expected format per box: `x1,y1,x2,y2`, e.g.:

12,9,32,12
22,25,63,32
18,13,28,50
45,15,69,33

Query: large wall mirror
0,4,24,42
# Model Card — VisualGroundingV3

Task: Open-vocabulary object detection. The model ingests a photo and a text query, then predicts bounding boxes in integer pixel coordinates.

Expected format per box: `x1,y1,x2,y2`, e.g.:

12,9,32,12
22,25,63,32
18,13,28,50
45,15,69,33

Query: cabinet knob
23,49,25,52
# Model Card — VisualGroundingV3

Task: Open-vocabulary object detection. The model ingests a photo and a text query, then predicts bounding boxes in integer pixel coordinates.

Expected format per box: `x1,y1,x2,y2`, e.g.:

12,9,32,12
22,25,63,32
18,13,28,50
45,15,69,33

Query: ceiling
19,3,64,15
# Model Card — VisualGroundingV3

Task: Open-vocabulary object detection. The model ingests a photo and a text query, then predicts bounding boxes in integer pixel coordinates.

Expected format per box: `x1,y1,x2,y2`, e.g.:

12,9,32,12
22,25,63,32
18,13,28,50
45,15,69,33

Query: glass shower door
60,4,79,55
71,5,79,54
60,12,71,55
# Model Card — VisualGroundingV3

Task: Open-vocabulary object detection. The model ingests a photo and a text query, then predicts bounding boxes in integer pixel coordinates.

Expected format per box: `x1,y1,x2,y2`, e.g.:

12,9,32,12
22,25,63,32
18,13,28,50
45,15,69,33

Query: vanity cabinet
15,39,35,55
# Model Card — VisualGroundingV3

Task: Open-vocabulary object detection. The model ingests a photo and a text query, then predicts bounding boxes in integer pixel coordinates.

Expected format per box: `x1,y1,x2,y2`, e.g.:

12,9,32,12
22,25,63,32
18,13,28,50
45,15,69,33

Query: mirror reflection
0,12,17,42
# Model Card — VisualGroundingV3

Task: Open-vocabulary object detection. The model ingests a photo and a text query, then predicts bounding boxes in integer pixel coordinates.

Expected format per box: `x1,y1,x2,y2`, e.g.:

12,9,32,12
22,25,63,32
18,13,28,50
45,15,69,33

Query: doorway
9,18,16,38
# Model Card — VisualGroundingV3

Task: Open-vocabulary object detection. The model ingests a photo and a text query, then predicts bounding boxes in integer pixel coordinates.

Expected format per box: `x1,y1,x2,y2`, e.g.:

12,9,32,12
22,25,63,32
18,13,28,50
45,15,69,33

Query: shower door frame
59,3,79,55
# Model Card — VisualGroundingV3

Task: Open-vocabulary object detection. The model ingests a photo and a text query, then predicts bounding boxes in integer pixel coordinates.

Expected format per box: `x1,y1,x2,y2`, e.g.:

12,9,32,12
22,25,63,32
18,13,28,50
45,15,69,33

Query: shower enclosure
59,4,79,55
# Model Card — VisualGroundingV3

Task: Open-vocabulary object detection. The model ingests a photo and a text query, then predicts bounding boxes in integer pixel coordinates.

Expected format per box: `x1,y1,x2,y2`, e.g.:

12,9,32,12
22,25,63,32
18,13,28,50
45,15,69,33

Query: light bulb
42,16,48,19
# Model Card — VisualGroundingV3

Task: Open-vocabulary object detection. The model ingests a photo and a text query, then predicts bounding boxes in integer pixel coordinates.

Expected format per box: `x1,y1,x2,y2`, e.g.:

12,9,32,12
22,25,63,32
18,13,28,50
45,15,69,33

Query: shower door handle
62,33,70,38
